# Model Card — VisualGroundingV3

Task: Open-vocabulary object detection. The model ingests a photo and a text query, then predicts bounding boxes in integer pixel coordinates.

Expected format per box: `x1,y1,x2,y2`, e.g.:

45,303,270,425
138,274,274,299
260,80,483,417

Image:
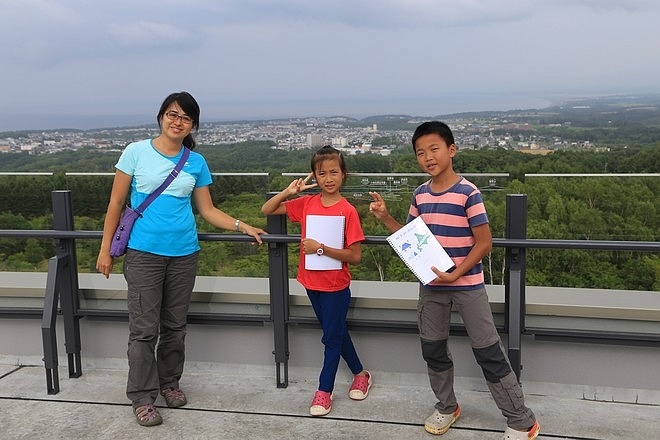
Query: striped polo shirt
407,177,489,290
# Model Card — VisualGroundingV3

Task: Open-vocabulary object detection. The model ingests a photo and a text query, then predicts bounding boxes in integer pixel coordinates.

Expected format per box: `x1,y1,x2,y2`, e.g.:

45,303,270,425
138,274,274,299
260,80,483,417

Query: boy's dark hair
412,121,455,152
157,91,200,150
311,145,347,178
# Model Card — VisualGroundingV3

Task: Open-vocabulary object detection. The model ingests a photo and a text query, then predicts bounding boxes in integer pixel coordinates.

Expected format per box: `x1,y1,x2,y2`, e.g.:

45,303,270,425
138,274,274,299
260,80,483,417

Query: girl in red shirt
262,145,372,416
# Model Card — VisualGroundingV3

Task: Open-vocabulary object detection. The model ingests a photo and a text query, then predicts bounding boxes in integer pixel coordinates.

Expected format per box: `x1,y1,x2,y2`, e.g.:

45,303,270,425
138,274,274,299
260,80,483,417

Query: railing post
51,190,82,378
42,256,61,394
504,194,527,381
265,193,290,388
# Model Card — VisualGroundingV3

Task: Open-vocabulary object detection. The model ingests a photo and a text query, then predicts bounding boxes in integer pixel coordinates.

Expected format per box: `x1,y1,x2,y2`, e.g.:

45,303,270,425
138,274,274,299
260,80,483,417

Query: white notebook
386,216,455,285
304,215,345,270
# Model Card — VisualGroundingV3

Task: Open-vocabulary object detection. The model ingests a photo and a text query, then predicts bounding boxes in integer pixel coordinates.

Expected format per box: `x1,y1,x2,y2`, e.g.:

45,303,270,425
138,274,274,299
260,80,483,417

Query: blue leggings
307,287,364,393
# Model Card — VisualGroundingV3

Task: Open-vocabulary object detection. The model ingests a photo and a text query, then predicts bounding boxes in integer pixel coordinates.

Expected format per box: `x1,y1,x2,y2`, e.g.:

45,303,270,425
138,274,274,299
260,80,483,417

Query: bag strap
133,147,190,215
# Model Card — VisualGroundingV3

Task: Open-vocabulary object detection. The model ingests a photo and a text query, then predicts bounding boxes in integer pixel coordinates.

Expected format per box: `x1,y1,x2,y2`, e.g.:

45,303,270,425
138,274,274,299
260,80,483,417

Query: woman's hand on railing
238,222,265,244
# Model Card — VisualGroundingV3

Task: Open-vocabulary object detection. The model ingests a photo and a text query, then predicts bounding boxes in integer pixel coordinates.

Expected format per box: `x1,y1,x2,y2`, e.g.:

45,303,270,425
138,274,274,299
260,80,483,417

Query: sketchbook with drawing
386,216,455,285
304,214,345,270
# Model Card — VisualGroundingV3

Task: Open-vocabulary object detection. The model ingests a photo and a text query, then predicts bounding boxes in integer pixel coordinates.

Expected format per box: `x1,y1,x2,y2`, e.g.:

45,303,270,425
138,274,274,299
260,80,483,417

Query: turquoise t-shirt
115,139,213,257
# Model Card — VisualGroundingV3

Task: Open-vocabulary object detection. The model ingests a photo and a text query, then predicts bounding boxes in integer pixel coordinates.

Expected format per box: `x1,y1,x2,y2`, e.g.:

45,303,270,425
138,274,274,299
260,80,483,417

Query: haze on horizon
2,0,660,132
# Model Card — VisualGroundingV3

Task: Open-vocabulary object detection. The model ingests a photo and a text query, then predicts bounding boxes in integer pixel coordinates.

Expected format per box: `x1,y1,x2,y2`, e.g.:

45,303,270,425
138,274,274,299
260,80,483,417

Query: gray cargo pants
123,249,199,408
418,285,536,431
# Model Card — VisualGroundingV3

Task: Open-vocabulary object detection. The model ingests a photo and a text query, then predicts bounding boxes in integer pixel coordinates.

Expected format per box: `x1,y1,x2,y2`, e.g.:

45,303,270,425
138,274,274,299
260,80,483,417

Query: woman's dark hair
411,121,455,152
157,91,200,150
310,145,347,179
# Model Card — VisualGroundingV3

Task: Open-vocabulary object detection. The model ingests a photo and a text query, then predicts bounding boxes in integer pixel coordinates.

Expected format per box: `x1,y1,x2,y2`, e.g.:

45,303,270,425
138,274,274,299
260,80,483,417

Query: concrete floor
1,360,659,440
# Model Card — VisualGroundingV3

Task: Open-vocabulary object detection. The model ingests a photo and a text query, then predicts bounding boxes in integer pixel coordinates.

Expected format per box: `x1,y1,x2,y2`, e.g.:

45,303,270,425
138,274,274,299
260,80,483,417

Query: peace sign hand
286,173,318,196
368,191,389,219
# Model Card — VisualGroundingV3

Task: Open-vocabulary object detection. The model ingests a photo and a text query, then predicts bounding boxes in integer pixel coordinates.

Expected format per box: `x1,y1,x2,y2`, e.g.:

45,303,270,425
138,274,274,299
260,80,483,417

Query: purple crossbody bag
109,148,190,257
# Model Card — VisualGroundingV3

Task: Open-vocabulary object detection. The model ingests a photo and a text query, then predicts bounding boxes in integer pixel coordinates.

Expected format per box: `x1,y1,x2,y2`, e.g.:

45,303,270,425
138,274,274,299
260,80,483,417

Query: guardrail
0,190,658,394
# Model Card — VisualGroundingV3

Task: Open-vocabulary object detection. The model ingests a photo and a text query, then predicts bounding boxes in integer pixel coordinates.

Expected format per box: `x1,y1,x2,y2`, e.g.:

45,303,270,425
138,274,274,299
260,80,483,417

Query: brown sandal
134,404,162,427
161,387,187,408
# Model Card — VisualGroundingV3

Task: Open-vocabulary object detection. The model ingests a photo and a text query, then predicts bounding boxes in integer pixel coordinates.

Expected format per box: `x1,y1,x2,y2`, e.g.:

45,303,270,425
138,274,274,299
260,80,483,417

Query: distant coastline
1,93,658,133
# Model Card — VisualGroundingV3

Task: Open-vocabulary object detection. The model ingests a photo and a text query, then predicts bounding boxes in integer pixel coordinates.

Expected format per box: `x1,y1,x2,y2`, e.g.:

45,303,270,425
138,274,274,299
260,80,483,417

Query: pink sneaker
310,390,332,416
348,371,372,400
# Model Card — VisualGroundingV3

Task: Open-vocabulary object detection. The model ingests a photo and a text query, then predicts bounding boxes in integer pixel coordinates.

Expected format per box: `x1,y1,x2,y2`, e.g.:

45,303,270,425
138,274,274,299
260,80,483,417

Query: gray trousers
123,249,199,408
418,285,536,431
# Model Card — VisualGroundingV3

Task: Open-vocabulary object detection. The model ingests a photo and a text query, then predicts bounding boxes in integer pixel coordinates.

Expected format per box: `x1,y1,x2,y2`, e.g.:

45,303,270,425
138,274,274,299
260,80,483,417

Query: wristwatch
316,243,325,256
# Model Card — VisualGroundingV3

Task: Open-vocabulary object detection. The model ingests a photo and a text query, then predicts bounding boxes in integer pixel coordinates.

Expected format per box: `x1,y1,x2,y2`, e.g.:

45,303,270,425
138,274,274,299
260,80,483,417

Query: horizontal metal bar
525,173,660,177
210,173,269,176
77,308,269,326
0,230,103,239
0,308,45,319
492,238,659,252
282,172,510,177
0,172,54,176
528,327,660,347
287,316,495,336
65,172,114,176
2,229,656,253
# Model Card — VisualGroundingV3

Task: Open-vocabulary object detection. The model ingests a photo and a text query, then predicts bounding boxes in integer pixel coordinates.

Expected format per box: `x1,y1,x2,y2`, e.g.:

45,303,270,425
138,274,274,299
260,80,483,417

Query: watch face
316,247,324,255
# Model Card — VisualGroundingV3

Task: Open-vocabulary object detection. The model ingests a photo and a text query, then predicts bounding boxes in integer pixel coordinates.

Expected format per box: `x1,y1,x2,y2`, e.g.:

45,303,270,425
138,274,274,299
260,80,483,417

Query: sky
1,0,660,131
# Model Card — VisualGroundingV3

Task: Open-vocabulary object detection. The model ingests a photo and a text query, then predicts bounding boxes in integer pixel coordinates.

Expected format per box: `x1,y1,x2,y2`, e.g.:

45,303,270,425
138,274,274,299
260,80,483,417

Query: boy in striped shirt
368,121,539,440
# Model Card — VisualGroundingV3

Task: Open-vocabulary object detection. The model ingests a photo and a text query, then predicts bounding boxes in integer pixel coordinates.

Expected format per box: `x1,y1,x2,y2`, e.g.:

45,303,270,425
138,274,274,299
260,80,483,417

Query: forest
1,138,658,291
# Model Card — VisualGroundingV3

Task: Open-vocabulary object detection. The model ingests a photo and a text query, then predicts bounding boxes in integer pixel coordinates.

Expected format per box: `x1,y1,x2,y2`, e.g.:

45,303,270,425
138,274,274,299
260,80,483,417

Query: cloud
107,21,196,51
201,0,538,29
550,0,656,13
0,1,202,67
4,0,658,69
1,0,659,129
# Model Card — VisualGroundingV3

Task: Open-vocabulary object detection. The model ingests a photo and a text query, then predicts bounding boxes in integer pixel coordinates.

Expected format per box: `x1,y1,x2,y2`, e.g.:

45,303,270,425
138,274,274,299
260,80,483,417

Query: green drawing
414,232,430,252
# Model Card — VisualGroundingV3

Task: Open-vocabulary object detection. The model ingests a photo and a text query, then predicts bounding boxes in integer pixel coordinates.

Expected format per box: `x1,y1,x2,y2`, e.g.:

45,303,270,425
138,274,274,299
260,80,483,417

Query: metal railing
0,190,658,393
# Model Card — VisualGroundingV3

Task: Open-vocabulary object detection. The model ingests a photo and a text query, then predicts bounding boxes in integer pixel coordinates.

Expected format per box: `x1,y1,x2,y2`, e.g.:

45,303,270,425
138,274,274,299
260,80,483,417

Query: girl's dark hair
157,91,200,150
411,121,455,152
310,145,347,179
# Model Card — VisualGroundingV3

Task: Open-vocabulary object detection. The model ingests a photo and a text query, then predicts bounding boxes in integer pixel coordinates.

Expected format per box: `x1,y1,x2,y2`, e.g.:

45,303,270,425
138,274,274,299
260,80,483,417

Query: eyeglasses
164,110,193,125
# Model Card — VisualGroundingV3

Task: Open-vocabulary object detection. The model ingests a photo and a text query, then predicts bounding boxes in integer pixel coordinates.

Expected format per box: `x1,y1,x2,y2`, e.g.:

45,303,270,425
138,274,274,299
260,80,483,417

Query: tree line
0,141,658,291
